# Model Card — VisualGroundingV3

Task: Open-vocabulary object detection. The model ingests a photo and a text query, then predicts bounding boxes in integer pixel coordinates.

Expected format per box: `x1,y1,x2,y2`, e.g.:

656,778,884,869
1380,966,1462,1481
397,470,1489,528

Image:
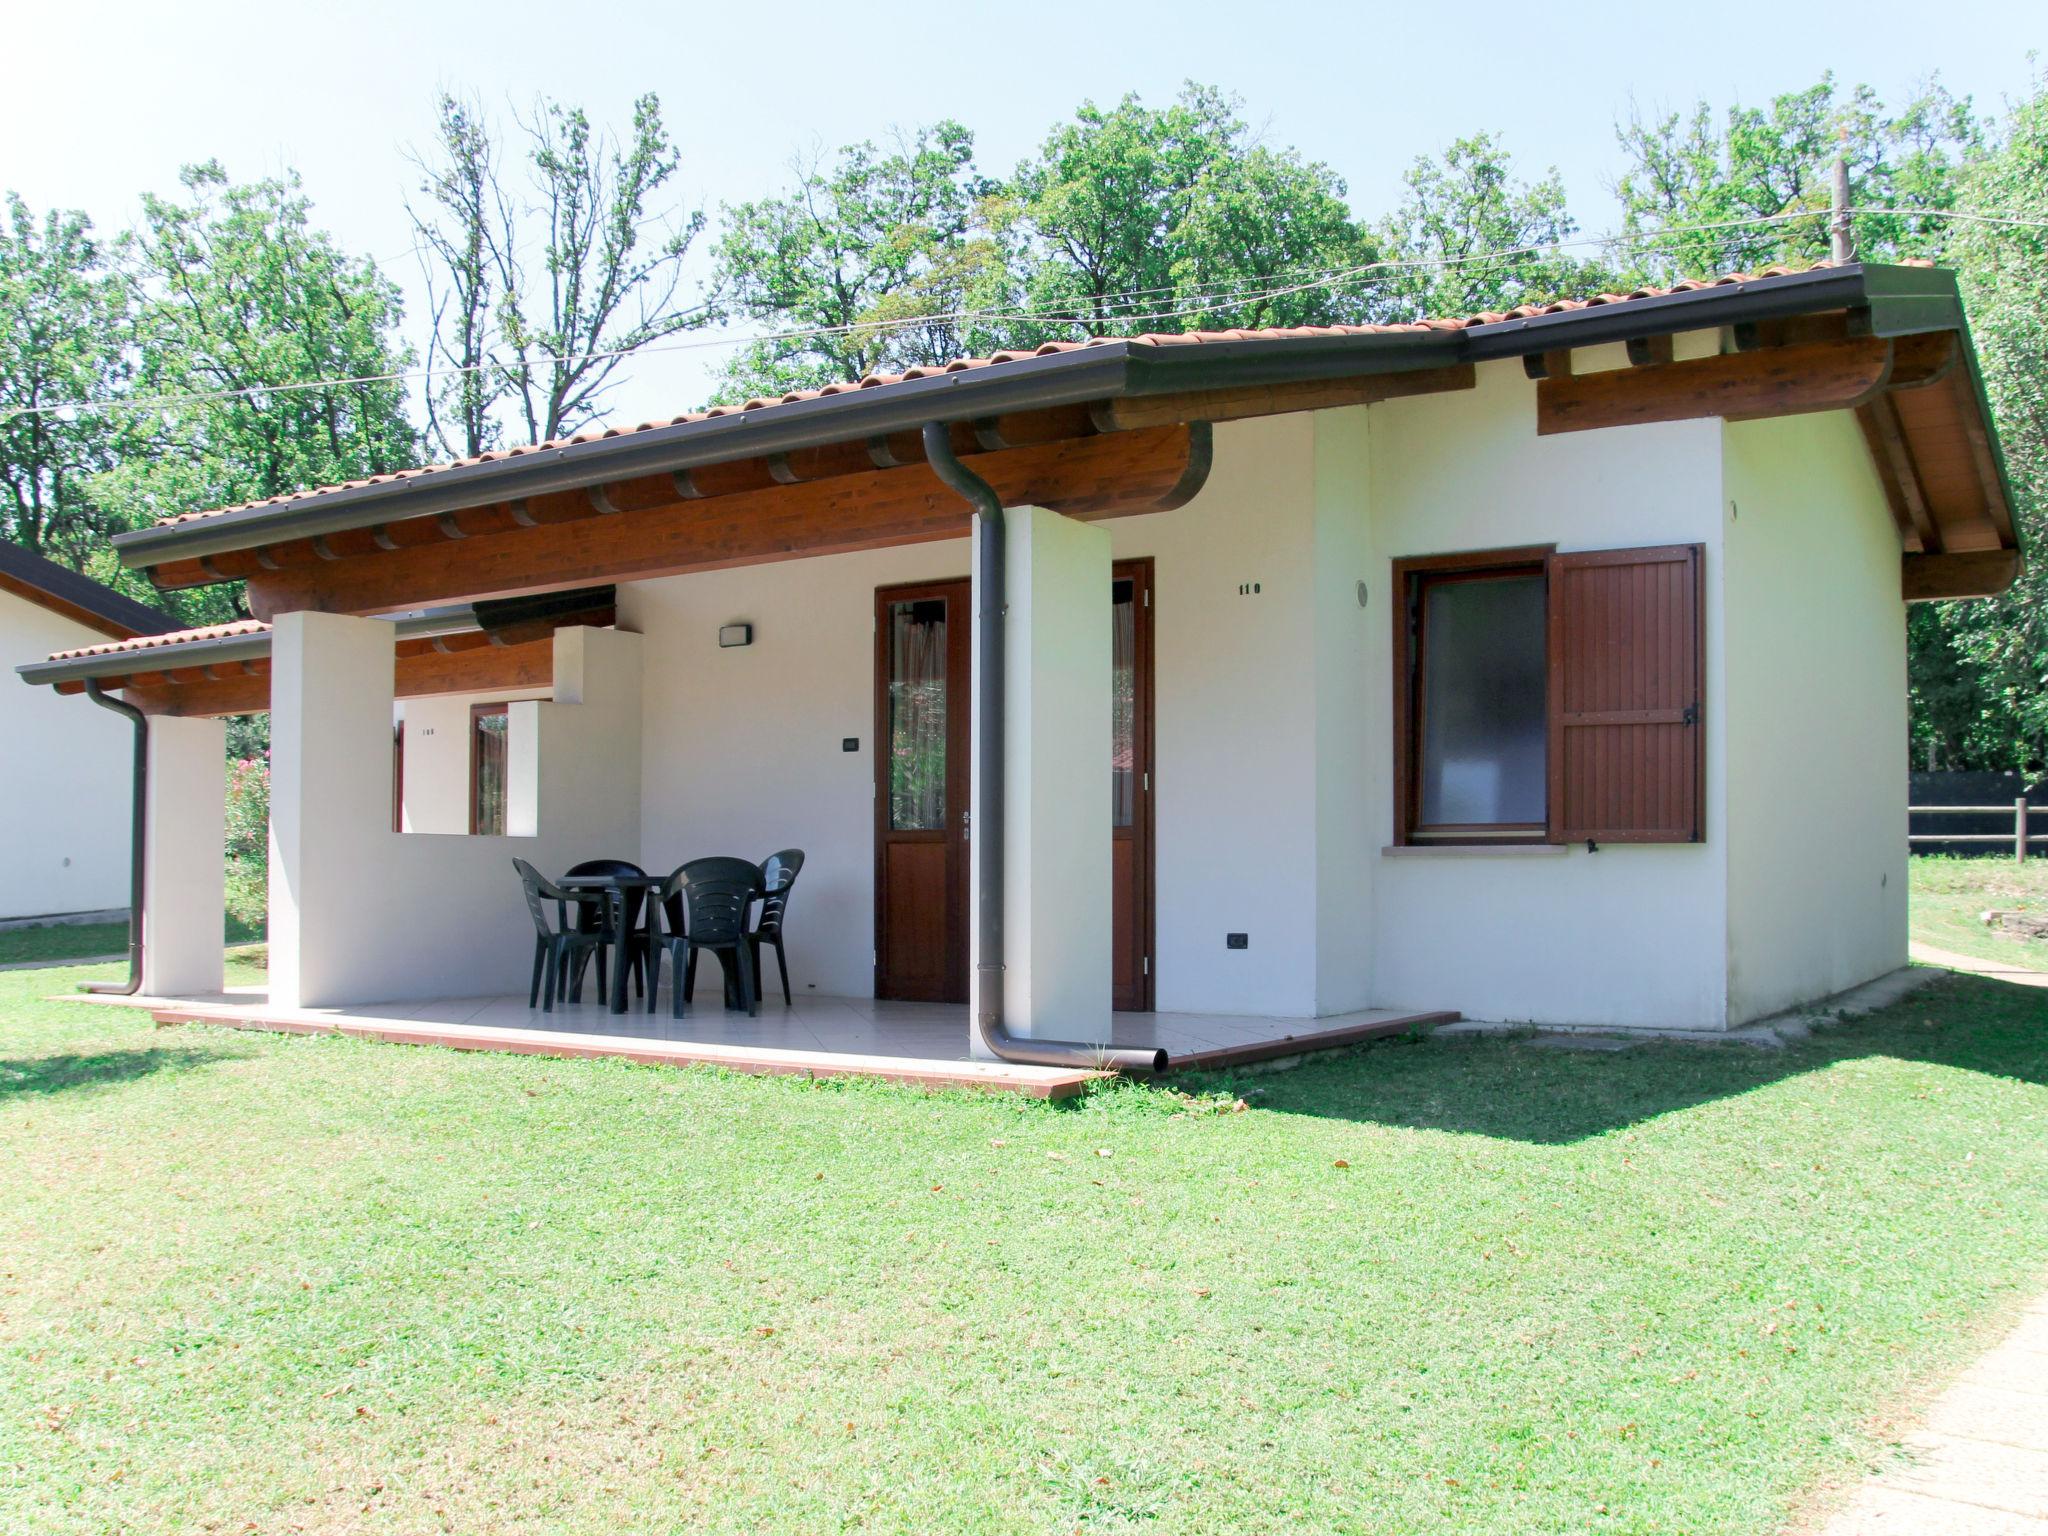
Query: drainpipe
81,679,146,996
920,421,1167,1075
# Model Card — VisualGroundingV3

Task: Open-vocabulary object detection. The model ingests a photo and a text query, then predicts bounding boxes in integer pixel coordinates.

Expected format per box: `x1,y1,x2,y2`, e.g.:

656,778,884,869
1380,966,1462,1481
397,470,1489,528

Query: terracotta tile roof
47,619,270,663
150,263,1854,530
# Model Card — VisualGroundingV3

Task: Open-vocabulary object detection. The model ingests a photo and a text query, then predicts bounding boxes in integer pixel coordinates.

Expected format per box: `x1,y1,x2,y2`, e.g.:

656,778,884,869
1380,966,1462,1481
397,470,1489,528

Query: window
470,704,510,837
1394,543,1703,846
885,598,949,831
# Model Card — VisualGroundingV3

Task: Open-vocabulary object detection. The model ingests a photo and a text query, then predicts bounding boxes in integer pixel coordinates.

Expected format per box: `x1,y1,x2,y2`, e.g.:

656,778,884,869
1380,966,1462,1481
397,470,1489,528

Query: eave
106,262,2023,608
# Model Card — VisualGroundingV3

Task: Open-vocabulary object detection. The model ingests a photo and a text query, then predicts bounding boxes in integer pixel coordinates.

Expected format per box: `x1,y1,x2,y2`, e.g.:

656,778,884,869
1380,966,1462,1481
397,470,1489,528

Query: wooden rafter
243,423,1210,620
143,408,1105,593
1536,335,1896,436
53,633,563,718
1903,549,2021,602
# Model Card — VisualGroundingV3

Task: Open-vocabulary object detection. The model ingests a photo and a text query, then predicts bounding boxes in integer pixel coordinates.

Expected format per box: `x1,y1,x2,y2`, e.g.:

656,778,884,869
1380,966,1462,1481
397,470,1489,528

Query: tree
1369,132,1615,321
708,122,997,400
1612,75,1981,284
407,95,504,460
409,91,712,453
1908,75,2048,770
95,162,418,623
983,85,1375,349
0,195,130,569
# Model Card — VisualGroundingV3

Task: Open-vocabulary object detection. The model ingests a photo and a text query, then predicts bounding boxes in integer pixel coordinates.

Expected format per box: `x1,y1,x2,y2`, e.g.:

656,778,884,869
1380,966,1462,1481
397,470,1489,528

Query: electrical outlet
1226,932,1249,950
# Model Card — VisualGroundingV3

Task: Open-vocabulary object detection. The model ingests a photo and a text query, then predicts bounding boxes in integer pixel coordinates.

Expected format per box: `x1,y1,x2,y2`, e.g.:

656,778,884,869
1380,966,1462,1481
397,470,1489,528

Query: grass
4,956,2047,1533
0,914,260,969
1909,854,2048,968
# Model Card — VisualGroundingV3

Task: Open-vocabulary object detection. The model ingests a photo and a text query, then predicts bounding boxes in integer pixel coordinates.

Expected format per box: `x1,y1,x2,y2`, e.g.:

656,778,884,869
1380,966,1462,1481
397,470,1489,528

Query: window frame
469,702,511,838
1392,544,1557,847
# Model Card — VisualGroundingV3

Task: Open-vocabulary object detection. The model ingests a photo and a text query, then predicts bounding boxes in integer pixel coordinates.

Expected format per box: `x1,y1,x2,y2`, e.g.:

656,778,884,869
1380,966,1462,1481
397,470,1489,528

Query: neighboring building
0,540,178,922
17,261,2023,1048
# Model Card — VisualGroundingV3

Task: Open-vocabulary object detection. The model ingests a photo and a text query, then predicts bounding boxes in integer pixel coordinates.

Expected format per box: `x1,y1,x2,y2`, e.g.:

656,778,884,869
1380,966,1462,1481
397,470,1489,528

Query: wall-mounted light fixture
718,622,753,649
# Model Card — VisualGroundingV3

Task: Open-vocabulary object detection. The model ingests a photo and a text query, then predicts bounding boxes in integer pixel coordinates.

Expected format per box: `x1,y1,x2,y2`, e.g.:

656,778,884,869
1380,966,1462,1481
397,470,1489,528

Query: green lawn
4,953,2047,1533
0,915,260,970
1910,854,2048,968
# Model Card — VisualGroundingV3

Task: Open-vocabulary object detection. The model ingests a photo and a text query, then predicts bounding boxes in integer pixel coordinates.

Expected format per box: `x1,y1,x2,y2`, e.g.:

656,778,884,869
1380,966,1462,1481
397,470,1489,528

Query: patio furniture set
514,851,804,1018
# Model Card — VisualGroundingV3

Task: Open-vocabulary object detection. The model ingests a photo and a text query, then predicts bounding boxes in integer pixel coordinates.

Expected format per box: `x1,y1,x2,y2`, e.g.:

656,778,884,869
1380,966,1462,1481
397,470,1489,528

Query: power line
5,203,2043,427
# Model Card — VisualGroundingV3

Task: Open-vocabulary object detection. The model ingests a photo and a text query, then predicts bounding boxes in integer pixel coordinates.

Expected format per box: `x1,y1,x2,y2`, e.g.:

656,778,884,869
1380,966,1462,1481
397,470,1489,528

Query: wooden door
874,580,972,1002
1111,560,1155,1011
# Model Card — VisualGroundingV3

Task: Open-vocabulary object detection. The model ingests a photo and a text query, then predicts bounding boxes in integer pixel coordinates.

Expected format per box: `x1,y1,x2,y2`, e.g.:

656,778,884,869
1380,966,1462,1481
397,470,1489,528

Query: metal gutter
16,603,505,690
921,421,1168,1076
112,332,1463,568
81,681,146,995
108,263,1999,572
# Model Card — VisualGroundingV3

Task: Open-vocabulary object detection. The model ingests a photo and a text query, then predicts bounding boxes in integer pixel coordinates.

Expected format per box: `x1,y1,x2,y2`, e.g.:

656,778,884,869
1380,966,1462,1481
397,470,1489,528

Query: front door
872,565,1155,1009
874,580,972,1002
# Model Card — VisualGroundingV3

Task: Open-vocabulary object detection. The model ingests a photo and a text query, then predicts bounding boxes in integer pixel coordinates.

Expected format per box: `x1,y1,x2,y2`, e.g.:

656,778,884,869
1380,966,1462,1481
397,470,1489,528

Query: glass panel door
886,598,949,832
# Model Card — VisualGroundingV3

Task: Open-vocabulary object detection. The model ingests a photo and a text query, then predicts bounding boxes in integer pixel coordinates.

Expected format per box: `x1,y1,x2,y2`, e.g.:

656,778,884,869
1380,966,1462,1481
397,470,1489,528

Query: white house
17,261,2022,1082
0,541,177,923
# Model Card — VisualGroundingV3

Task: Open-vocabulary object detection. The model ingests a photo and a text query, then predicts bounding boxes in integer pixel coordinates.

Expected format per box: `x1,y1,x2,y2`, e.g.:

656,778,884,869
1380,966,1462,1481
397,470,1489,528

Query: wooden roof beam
243,424,1209,620
1904,549,2021,602
1536,335,1895,436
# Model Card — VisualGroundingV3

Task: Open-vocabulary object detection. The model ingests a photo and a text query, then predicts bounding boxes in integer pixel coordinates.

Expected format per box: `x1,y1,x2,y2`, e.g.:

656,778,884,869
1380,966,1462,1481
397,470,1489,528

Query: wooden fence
1908,797,2048,861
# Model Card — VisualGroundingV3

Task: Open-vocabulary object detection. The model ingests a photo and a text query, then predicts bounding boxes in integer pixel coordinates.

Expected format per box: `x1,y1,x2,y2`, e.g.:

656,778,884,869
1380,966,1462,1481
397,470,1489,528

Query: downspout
920,421,1168,1074
81,680,146,996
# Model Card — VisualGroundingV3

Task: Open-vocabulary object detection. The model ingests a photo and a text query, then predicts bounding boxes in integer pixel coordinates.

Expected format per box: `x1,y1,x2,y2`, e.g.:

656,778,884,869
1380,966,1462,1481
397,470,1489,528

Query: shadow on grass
0,1046,234,1101
1175,971,2048,1145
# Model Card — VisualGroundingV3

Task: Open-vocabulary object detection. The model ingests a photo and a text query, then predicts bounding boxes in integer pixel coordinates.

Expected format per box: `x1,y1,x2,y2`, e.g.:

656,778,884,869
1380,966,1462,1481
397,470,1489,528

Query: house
16,261,2022,1074
0,540,178,924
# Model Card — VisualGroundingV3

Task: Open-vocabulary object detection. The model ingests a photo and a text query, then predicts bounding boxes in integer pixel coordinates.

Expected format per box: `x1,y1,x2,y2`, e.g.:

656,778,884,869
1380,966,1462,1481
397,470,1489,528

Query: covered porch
92,986,1455,1100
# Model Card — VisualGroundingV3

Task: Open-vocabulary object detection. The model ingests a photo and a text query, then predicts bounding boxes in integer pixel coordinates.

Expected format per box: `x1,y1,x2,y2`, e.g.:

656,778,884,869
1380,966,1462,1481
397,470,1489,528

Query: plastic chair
647,857,764,1018
513,858,607,1013
565,858,649,1001
749,849,805,1007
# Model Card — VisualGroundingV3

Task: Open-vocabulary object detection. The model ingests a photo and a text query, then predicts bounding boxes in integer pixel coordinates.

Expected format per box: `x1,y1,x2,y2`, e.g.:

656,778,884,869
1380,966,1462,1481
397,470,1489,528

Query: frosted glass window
1417,574,1546,827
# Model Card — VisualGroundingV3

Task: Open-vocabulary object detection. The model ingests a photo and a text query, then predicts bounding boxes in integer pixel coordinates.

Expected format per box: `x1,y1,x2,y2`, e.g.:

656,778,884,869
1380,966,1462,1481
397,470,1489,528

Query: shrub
224,756,269,935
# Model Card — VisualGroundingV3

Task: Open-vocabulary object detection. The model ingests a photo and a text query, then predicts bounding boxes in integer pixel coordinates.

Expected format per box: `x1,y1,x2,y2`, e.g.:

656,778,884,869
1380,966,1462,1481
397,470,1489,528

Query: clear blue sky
7,0,2040,432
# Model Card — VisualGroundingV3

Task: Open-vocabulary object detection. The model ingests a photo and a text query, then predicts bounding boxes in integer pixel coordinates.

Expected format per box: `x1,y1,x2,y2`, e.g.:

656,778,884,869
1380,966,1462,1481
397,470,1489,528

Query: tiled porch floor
90,986,1455,1099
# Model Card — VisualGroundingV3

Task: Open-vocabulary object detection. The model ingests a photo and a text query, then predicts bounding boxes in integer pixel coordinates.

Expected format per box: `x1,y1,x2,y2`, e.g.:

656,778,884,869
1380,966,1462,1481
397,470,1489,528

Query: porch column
139,715,226,996
268,611,395,1010
971,504,1113,1048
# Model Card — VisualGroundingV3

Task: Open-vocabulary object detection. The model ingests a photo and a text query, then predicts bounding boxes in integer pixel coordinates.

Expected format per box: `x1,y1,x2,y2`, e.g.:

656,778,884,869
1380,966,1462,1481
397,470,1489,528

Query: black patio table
558,871,665,1015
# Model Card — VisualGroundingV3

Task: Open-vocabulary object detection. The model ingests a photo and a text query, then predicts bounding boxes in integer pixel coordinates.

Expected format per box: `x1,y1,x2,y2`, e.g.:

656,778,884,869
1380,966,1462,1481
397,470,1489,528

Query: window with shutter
1392,542,1704,847
1547,544,1703,844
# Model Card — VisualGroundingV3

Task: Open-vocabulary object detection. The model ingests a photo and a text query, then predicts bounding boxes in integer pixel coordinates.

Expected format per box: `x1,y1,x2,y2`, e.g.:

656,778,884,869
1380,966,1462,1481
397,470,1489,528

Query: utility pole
1830,150,1854,264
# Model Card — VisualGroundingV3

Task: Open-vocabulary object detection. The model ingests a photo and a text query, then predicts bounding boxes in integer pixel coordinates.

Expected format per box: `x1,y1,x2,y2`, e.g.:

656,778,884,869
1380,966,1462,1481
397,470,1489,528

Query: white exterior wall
624,413,1329,1015
980,506,1112,1043
1106,414,1325,1015
396,686,550,836
1364,358,1734,1029
1721,411,1908,1021
141,715,226,996
609,355,1904,1032
269,616,641,1008
0,594,143,920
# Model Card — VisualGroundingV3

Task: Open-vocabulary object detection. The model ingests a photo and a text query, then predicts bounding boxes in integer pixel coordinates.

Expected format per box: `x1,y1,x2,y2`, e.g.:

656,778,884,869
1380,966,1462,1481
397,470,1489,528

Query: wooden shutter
1547,544,1704,843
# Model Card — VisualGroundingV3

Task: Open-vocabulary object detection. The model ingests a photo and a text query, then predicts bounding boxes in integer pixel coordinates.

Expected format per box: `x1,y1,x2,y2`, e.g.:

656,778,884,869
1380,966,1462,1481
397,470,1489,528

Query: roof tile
149,261,1868,531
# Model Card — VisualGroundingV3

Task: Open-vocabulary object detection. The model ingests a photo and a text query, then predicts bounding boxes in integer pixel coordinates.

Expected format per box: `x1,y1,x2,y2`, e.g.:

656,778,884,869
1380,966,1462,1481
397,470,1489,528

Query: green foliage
1613,74,1981,283
0,195,130,566
985,84,1375,346
710,122,996,398
101,165,417,602
411,92,711,453
1369,131,1616,319
223,755,268,934
1909,75,2048,771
